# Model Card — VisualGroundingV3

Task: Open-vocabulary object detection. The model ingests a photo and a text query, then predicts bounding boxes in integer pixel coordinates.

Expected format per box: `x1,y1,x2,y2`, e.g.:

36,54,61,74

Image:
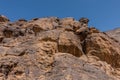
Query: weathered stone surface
106,28,120,43
0,15,119,80
46,53,114,80
0,15,9,23
58,31,83,57
84,33,120,67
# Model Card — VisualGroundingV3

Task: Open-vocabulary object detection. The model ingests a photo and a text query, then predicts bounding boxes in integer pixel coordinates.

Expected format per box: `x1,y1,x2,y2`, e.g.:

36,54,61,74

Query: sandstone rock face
0,15,120,80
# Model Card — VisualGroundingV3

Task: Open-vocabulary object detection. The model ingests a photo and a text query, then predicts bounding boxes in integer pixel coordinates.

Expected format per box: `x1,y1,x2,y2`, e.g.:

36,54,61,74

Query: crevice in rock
0,62,18,79
14,70,24,76
58,45,82,57
0,37,4,43
3,27,13,38
40,37,57,42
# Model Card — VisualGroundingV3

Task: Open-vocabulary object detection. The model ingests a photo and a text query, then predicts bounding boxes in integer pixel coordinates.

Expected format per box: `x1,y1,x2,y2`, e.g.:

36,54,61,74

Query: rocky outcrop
0,15,9,22
106,28,120,42
46,53,114,80
0,16,120,80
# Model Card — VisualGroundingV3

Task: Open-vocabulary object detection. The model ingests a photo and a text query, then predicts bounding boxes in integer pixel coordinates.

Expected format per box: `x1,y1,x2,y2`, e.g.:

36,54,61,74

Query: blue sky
0,0,120,31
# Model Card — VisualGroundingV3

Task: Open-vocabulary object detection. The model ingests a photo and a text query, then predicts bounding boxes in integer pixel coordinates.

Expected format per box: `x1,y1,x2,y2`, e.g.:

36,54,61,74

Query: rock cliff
0,15,120,80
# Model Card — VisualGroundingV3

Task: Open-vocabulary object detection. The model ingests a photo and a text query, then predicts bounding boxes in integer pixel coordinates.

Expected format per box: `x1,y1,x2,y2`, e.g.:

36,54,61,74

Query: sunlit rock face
0,15,119,80
106,28,120,43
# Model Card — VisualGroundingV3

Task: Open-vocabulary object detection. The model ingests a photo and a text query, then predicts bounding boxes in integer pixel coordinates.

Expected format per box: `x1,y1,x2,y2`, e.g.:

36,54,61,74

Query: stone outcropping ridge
0,15,120,80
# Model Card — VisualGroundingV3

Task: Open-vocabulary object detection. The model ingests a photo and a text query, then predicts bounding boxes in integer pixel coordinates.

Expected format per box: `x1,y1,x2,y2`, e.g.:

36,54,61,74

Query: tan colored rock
45,53,114,80
59,17,75,27
89,27,100,34
85,33,120,67
0,15,9,23
58,31,83,57
106,28,120,43
0,16,119,80
25,17,59,31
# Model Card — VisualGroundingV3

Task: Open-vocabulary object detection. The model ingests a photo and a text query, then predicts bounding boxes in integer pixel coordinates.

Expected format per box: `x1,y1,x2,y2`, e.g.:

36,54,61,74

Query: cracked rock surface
0,15,120,80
